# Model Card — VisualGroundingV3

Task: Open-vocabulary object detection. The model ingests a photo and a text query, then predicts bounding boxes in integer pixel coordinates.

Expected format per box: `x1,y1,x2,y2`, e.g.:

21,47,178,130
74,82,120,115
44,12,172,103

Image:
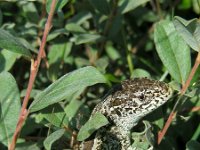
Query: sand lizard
79,78,173,150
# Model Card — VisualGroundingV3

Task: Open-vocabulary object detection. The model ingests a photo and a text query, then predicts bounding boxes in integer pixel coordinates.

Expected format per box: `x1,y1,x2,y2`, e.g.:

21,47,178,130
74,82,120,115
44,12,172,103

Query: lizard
78,77,173,150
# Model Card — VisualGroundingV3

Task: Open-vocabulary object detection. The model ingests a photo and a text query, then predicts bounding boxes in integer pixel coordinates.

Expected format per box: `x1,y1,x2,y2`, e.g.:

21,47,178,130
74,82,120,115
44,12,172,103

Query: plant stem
127,53,134,77
157,52,200,144
155,0,163,19
180,52,200,94
9,1,56,150
191,106,200,112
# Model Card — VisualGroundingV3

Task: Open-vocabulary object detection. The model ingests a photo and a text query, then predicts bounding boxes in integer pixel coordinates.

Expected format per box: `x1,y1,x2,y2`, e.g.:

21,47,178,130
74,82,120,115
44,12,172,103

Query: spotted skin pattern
79,78,173,150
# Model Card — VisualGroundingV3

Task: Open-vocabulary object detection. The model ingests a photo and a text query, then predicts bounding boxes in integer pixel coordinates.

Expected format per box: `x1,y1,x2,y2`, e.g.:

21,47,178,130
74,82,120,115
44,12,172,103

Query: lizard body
79,78,173,150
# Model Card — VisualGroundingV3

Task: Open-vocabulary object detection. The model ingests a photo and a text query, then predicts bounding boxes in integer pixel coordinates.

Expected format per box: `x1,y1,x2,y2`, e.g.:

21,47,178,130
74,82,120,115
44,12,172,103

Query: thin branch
9,1,56,150
157,52,200,144
157,112,177,144
190,106,200,112
180,52,200,94
37,0,49,68
155,0,163,19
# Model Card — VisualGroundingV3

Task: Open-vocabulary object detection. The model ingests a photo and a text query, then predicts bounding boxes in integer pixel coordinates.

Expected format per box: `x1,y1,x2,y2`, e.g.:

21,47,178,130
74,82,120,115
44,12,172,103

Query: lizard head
102,78,173,131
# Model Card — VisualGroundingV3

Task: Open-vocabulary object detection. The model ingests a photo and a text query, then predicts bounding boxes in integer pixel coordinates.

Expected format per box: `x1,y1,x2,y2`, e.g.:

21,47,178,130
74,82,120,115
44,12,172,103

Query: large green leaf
29,66,106,112
0,72,21,146
0,29,32,58
174,16,200,51
154,20,191,84
77,113,109,141
43,129,65,150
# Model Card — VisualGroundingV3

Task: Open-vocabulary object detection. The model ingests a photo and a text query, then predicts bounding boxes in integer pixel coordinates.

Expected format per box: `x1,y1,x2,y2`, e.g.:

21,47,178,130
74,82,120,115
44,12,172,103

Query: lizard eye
139,93,145,100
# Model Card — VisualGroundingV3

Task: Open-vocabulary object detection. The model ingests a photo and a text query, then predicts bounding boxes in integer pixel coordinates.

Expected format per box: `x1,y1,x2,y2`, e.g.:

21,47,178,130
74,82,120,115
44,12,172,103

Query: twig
180,52,200,94
9,1,56,150
155,0,163,19
37,0,49,68
190,106,200,112
157,52,200,144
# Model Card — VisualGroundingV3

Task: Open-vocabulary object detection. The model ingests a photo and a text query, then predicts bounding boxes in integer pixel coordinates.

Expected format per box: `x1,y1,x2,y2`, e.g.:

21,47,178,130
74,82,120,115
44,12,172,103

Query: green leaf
72,34,103,45
119,0,150,14
154,20,191,84
44,129,65,150
106,43,120,61
39,103,69,128
46,0,69,14
48,43,67,63
16,142,41,150
22,2,40,23
20,89,41,99
47,42,72,81
0,72,21,146
89,0,110,15
47,28,68,42
0,49,21,72
174,16,200,51
77,113,109,141
65,23,86,34
0,29,32,58
193,0,200,14
131,68,150,78
68,11,92,25
186,140,200,150
75,57,90,68
29,66,106,112
178,0,192,9
64,99,84,121
131,121,154,149
191,123,200,140
94,57,109,73
105,74,121,83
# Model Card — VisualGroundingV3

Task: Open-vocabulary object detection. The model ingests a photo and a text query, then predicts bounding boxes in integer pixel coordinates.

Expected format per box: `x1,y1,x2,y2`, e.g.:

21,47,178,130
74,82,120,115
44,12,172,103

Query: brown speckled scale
79,78,173,150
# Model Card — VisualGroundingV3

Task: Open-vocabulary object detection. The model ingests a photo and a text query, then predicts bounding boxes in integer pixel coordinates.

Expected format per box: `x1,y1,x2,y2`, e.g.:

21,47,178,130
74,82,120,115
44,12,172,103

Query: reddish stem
180,52,200,95
157,52,200,144
9,1,56,150
190,106,200,112
157,112,177,144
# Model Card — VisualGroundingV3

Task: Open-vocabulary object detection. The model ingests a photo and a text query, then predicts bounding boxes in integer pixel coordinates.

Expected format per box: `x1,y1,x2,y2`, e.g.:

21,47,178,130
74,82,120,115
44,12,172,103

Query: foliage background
0,0,200,149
